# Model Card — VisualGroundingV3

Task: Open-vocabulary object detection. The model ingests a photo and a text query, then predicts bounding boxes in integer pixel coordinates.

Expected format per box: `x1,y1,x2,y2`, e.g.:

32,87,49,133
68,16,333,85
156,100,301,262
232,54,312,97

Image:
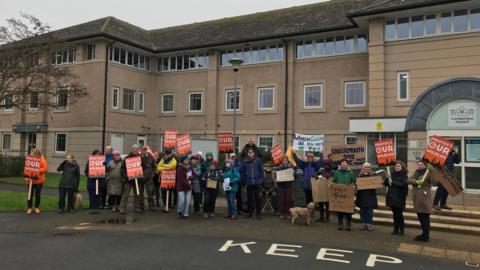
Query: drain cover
53,232,76,237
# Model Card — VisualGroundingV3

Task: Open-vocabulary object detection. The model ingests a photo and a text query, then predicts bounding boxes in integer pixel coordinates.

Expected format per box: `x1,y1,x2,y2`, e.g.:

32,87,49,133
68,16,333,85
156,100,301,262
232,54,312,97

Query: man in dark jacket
433,148,460,210
119,144,146,214
240,137,263,160
240,149,264,219
57,155,80,213
141,145,156,211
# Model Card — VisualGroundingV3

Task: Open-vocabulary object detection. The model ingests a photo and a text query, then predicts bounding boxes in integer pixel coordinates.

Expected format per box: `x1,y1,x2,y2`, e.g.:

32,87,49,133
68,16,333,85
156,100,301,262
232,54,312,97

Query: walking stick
95,178,99,195
27,179,33,201
135,178,140,195
166,190,169,212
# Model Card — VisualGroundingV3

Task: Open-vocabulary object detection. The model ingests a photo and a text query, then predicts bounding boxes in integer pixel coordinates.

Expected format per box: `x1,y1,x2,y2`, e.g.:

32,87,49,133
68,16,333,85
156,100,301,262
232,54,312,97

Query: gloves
416,180,424,188
427,163,434,171
388,178,393,186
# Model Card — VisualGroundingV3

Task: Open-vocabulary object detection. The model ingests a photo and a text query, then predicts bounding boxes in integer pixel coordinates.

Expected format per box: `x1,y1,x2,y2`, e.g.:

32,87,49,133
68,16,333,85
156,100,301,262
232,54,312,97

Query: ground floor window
258,136,274,152
55,133,67,153
367,132,407,166
2,133,11,150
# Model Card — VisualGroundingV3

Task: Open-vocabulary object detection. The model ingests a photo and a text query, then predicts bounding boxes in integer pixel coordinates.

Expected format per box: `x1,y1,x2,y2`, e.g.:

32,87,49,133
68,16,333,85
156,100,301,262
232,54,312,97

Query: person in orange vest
26,150,48,215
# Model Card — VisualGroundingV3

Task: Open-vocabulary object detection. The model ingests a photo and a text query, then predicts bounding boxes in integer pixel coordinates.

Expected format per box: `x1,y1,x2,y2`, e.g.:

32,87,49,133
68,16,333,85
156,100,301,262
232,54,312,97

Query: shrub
0,155,25,177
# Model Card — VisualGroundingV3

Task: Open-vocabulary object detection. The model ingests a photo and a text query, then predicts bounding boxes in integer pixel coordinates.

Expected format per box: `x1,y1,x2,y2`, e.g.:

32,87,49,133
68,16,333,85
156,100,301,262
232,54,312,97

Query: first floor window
345,81,366,107
226,89,240,111
161,94,174,113
29,92,39,110
123,89,135,111
56,89,69,109
345,136,357,145
304,84,322,109
397,72,409,101
55,133,67,153
258,87,274,110
138,91,145,112
2,133,11,150
188,92,202,112
112,87,119,109
258,136,274,152
85,44,95,60
3,95,13,111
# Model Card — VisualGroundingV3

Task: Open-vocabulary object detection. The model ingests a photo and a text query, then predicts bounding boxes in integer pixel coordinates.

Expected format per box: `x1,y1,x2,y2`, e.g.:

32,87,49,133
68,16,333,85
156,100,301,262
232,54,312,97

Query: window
385,19,396,40
51,48,76,65
397,72,409,101
188,92,202,112
316,39,325,56
29,92,38,110
109,46,149,71
411,16,425,37
258,136,274,152
55,133,67,153
472,9,480,30
161,94,174,113
225,89,240,111
85,44,95,60
220,44,283,66
345,136,357,145
454,9,468,32
56,89,68,110
3,95,13,111
345,81,366,107
2,133,11,150
303,41,312,58
335,36,345,54
345,36,354,53
158,52,209,72
122,89,135,111
425,14,437,35
138,92,144,112
112,87,119,109
258,87,274,110
303,84,322,109
325,37,334,55
397,17,410,39
357,34,368,52
441,12,452,33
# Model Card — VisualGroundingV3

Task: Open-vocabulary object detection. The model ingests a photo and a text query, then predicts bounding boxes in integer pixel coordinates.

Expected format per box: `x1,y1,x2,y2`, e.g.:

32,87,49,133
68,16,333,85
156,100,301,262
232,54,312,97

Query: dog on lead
289,202,315,225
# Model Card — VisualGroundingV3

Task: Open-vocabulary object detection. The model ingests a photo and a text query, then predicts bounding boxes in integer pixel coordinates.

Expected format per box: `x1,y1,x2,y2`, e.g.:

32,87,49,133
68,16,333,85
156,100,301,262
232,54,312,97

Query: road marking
421,247,445,258
446,250,470,261
266,244,302,258
218,240,256,254
316,248,353,264
366,254,402,268
397,243,422,255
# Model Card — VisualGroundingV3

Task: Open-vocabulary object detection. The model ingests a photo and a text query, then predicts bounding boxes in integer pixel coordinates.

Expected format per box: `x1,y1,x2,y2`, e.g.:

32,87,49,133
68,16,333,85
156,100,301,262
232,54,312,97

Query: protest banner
330,144,366,166
423,135,455,166
271,144,284,165
125,156,143,195
176,134,192,155
88,155,106,195
275,168,295,182
217,133,233,153
311,177,330,203
328,183,355,213
24,155,40,201
160,169,176,212
285,145,297,167
163,130,177,149
431,167,463,196
374,139,395,166
356,175,385,190
292,133,324,152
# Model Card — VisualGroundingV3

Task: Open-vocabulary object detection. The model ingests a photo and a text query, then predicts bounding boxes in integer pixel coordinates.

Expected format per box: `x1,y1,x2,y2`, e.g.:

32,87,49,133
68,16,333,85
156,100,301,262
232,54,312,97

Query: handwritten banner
311,177,330,203
275,168,295,182
163,130,177,149
160,169,176,189
431,167,463,197
125,156,143,180
356,175,385,190
330,144,366,166
271,144,284,165
423,135,454,166
374,139,396,165
217,132,233,153
176,134,192,155
292,133,324,152
328,183,355,213
24,155,40,177
88,155,106,178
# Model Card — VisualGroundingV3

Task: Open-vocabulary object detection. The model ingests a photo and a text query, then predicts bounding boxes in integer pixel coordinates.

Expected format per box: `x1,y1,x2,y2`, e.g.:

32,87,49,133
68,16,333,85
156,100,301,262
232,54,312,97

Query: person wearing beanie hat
200,152,214,176
106,151,123,212
119,144,146,214
223,159,240,220
190,155,203,215
356,162,378,232
332,159,356,231
140,145,157,212
292,151,323,205
84,149,106,214
176,155,195,219
156,148,177,212
239,148,265,219
202,159,221,218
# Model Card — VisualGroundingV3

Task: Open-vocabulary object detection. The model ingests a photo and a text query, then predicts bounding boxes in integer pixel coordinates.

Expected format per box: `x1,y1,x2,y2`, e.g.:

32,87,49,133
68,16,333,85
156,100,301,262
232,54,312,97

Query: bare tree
0,13,87,111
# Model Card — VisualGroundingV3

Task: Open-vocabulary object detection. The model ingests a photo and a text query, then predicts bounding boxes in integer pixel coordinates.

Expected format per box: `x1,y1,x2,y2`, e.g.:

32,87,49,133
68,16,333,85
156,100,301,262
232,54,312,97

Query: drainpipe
102,40,116,151
282,39,289,152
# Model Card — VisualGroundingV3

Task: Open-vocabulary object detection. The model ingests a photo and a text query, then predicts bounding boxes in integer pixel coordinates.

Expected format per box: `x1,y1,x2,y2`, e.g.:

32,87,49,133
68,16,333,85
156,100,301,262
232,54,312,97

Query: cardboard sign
271,144,284,165
125,156,143,180
275,168,295,182
207,179,218,189
88,155,106,178
24,155,40,177
176,134,192,155
163,130,177,149
431,167,463,197
328,183,355,213
160,169,176,189
356,175,385,190
293,133,324,152
330,144,366,166
311,177,330,203
423,135,454,166
374,139,395,165
217,132,233,153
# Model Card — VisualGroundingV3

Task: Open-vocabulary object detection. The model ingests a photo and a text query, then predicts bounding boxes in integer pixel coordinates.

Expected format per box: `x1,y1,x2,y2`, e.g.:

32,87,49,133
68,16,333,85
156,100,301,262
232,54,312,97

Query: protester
141,145,156,211
84,149,105,214
203,160,221,218
25,150,48,215
119,144,145,214
103,145,114,208
176,155,195,219
190,155,203,215
317,156,333,222
240,149,264,219
200,152,214,177
274,157,294,220
292,151,322,205
156,148,178,212
332,159,356,231
408,161,434,242
231,154,245,215
223,159,240,220
56,154,80,214
240,137,262,160
433,148,460,210
263,162,278,215
356,162,378,231
106,151,123,212
385,160,409,236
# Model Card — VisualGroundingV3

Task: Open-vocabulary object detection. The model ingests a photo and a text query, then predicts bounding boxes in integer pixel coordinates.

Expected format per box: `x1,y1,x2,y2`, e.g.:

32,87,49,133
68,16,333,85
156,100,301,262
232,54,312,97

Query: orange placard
271,144,284,165
24,155,40,177
88,155,106,178
423,135,454,166
176,134,192,155
160,169,176,189
374,139,395,166
163,130,177,149
125,156,144,180
217,132,233,153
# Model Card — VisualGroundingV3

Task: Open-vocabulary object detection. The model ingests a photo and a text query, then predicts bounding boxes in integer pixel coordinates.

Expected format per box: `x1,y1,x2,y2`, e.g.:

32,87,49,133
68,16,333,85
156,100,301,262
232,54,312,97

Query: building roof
1,0,470,53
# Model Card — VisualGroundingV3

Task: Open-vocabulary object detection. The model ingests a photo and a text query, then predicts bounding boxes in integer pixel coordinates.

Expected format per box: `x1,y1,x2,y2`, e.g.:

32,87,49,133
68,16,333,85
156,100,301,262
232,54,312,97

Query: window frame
85,43,95,60
257,87,275,111
138,91,145,113
54,132,68,154
1,133,12,150
397,72,410,102
345,135,358,145
29,92,39,111
258,135,274,152
56,89,69,110
344,81,366,108
112,87,119,109
2,95,14,112
188,91,203,113
303,84,323,109
122,89,136,111
161,93,175,113
225,89,241,112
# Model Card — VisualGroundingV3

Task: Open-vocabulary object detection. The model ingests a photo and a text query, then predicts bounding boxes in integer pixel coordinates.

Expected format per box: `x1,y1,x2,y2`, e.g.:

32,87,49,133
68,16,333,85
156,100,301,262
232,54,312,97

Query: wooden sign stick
27,179,33,201
165,190,169,212
95,179,99,195
386,166,391,178
135,178,140,195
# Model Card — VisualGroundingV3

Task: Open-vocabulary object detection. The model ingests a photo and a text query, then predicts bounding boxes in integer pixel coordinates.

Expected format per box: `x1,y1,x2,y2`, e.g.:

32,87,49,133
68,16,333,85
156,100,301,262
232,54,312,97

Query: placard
24,155,40,177
292,133,324,152
176,134,192,155
356,175,384,190
328,183,355,213
88,155,106,178
271,144,283,165
217,132,233,153
125,156,143,180
431,167,463,197
275,168,295,182
423,135,454,166
160,169,176,189
330,144,366,166
374,139,395,165
311,177,330,203
163,130,177,148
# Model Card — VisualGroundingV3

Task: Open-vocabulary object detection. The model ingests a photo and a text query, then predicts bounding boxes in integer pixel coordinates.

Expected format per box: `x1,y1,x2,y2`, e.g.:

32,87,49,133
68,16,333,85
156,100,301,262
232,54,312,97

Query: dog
74,193,83,209
289,202,315,225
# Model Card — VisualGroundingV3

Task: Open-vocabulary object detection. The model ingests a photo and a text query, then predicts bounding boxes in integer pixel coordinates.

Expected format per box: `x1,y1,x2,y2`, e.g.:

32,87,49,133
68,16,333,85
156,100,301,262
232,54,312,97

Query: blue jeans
226,191,237,215
177,190,192,217
360,207,374,225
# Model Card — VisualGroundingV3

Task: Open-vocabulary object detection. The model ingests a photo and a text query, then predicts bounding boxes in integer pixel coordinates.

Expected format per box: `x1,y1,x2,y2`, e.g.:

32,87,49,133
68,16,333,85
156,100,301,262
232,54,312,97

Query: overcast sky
0,0,329,30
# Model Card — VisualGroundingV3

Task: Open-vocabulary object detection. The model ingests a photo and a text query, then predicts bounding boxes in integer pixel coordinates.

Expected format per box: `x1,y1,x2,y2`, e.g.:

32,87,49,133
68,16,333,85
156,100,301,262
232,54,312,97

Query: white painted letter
316,248,353,264
266,244,302,258
218,240,256,254
366,254,402,267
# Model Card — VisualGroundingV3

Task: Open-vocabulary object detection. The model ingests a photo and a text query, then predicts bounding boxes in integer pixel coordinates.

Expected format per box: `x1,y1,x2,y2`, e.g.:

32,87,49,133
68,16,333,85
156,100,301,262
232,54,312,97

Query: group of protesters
24,138,459,243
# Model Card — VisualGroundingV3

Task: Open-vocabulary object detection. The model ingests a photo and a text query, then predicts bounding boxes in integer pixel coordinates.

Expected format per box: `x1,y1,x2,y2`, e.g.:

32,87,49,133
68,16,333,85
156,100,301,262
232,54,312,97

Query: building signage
448,103,476,127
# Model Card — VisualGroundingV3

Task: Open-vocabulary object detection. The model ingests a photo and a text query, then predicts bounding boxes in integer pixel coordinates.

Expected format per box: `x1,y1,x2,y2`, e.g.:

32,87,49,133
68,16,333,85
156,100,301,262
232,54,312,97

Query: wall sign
465,138,480,163
448,103,476,127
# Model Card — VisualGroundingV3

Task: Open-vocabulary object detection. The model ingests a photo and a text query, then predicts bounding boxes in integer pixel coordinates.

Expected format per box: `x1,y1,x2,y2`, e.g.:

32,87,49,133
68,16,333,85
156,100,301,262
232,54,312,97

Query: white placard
448,103,476,127
292,133,324,152
275,168,295,182
223,178,231,191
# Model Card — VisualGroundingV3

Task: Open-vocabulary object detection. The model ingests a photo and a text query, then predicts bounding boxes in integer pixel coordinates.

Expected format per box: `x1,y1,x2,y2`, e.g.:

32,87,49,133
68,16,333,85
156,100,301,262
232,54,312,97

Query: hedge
0,155,25,177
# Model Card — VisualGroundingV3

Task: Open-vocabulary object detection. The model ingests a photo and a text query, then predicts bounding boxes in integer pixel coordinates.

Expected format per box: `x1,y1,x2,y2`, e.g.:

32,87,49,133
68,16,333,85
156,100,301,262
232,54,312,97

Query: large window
109,46,150,71
112,87,119,109
220,44,283,66
56,89,69,110
258,136,274,152
161,94,174,113
157,52,209,72
303,84,322,109
29,92,39,110
225,89,240,111
296,34,367,59
344,81,366,107
2,95,13,111
51,48,76,65
138,91,145,112
55,133,67,153
2,133,11,150
188,92,203,112
258,87,274,110
397,72,409,101
85,44,95,60
123,89,135,111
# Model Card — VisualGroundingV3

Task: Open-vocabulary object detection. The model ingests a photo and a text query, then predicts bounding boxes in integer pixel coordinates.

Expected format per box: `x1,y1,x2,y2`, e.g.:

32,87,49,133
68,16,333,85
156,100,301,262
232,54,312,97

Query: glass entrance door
26,133,37,154
464,137,480,190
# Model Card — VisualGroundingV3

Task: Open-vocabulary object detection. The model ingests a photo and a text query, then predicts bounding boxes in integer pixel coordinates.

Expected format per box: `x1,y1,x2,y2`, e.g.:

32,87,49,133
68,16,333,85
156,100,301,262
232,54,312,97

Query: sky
0,0,329,31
